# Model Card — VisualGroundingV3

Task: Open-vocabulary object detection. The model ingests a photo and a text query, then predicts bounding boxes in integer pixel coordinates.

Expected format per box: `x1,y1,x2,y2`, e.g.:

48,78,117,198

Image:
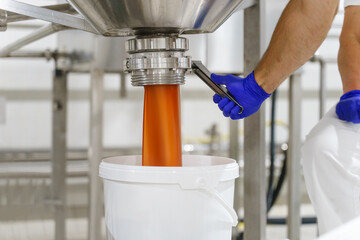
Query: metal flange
126,36,188,54
125,56,191,71
124,36,191,86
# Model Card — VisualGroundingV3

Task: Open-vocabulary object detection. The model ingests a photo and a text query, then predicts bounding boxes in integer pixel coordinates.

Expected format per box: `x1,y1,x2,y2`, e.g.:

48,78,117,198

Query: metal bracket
0,23,68,57
0,0,98,34
236,0,258,10
7,3,77,23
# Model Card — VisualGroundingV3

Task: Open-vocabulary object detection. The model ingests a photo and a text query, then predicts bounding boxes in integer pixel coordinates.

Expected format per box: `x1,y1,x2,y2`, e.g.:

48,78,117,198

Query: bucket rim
99,155,239,185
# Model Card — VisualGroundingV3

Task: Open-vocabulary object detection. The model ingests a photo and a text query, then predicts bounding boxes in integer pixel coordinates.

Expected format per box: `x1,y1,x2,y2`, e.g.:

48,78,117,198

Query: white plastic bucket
99,155,239,240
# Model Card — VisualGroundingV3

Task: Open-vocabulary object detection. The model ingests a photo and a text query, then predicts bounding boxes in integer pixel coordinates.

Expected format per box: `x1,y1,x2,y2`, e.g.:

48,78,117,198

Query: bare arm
338,6,360,93
254,0,339,93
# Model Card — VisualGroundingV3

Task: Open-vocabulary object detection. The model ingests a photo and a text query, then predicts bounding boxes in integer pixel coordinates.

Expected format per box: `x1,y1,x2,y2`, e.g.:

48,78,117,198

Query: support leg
244,2,266,240
52,69,68,240
88,69,104,240
287,72,302,240
230,119,242,215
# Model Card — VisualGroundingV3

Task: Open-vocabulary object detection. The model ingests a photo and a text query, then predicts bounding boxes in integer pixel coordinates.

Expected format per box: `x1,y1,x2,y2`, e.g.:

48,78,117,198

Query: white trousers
302,106,360,235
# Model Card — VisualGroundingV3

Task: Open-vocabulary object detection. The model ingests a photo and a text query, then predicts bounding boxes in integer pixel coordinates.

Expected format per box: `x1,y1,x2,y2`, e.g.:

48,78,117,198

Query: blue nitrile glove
211,72,271,120
336,90,360,123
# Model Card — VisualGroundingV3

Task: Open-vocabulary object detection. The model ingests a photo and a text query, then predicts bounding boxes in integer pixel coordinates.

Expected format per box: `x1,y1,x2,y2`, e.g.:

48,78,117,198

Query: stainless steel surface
192,60,244,113
0,0,97,33
125,36,191,86
0,10,7,31
126,37,188,53
51,69,68,240
88,69,104,240
126,52,190,85
7,3,76,23
243,2,267,240
67,0,248,36
126,52,191,71
0,23,68,57
288,72,302,240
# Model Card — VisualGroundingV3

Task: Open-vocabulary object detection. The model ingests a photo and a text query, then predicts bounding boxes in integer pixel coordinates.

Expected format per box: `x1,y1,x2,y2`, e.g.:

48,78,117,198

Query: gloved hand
211,72,271,120
335,90,360,123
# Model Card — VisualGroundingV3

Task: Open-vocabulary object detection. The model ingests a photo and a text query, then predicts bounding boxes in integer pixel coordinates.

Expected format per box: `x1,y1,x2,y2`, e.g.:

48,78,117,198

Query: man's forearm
338,6,360,93
254,0,339,94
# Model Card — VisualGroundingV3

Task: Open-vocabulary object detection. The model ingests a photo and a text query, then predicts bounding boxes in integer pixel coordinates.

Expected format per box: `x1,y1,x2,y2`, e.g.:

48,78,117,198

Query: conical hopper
67,0,247,36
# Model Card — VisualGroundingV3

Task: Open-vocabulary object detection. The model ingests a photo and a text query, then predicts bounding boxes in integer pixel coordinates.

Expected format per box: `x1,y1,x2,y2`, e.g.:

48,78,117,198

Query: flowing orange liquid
142,85,182,166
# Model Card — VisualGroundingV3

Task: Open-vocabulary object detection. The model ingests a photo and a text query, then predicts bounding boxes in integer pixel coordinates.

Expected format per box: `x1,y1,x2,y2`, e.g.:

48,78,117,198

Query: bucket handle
204,188,238,227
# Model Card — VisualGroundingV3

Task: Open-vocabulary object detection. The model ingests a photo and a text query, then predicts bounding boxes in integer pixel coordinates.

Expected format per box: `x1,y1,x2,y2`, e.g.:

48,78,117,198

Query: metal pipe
7,3,76,23
230,119,242,220
309,56,335,119
0,0,97,33
0,172,85,179
5,50,69,60
327,34,340,39
7,23,45,29
51,69,68,240
0,147,141,163
243,2,267,240
287,72,302,240
88,69,104,240
319,60,326,119
7,51,51,59
0,23,68,57
120,72,127,98
0,10,7,31
0,161,88,178
229,120,239,160
310,56,337,64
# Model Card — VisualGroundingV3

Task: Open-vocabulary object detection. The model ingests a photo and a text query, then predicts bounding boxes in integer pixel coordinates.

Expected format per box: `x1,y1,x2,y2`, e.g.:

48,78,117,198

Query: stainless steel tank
65,0,248,85
66,0,247,36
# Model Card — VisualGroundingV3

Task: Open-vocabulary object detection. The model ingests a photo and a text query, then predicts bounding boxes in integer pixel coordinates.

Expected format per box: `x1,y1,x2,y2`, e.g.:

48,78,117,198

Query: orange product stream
142,85,182,166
